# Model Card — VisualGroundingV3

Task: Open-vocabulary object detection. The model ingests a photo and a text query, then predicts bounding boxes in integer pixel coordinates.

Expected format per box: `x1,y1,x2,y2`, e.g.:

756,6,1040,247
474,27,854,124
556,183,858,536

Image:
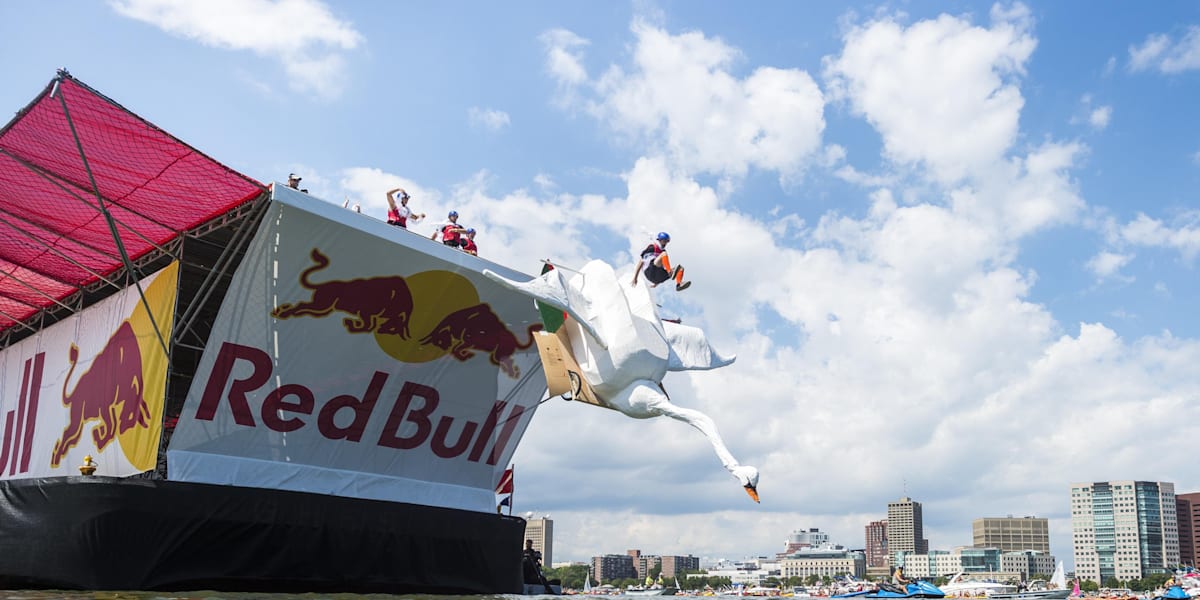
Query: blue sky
3,1,1200,569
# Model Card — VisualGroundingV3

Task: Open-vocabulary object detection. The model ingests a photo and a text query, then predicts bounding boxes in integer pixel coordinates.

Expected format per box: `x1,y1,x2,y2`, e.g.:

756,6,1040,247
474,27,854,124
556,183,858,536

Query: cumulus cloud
1119,212,1200,262
468,107,511,132
823,4,1037,184
1129,26,1200,73
109,0,362,99
1086,250,1133,280
543,20,826,182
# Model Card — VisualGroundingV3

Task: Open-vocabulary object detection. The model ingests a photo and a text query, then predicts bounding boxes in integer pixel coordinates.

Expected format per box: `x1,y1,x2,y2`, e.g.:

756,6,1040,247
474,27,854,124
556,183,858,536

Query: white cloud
1088,105,1112,130
109,0,362,99
1119,212,1200,262
823,4,1037,184
1086,250,1133,280
1129,26,1200,73
544,20,826,181
468,107,511,132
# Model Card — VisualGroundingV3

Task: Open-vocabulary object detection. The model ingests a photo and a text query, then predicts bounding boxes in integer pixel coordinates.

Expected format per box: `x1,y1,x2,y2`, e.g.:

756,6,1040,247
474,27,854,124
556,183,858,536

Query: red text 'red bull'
196,342,525,465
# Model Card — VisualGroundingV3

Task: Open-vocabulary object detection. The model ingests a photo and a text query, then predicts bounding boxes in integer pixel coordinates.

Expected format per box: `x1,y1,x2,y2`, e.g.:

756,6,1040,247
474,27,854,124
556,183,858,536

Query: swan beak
744,485,760,503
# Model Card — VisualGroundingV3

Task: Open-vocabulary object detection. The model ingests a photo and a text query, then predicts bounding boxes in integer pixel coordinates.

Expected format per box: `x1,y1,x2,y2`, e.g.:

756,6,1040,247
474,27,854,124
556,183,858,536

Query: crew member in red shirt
431,210,466,246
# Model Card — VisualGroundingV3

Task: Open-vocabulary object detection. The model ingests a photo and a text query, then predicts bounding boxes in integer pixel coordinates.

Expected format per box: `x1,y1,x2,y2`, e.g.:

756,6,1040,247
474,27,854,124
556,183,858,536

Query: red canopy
0,72,265,337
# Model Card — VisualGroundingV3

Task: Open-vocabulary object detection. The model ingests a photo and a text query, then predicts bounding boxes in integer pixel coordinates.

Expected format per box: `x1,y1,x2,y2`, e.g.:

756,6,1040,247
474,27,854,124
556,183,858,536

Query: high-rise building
865,520,889,568
524,516,554,568
660,555,700,578
1178,492,1200,568
973,516,1050,553
1070,481,1180,583
887,497,929,566
593,553,636,582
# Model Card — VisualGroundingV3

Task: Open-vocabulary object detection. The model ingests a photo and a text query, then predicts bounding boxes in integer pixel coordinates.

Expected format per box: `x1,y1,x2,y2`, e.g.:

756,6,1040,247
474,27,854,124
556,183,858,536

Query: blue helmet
466,228,476,234
656,231,670,242
448,210,458,218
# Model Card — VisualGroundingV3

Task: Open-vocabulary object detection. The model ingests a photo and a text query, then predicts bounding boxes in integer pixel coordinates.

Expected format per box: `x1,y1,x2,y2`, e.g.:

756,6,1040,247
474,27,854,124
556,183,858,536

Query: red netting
0,73,265,335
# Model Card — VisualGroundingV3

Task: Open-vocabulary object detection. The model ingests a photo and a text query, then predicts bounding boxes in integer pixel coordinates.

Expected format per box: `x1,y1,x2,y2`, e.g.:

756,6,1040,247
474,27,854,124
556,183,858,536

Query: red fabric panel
0,74,265,336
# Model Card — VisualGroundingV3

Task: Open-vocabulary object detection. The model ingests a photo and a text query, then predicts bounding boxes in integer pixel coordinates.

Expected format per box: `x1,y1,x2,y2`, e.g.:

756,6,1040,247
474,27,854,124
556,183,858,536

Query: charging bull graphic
272,248,540,379
419,303,541,378
272,248,415,338
51,321,150,468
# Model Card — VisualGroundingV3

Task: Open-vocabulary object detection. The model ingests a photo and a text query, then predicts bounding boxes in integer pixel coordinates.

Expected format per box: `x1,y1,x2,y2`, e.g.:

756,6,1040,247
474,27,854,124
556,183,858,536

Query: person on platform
431,210,467,246
460,228,478,255
385,187,424,228
631,231,690,291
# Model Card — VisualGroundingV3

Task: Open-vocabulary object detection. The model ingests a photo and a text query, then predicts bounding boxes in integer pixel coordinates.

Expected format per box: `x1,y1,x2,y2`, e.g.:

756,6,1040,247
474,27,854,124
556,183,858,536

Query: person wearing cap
631,231,690,291
286,173,308,193
431,210,467,246
385,187,424,228
460,228,478,255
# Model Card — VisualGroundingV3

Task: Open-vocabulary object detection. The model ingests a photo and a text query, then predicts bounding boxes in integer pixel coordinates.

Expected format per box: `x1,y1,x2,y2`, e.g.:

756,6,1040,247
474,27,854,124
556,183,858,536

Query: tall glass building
1070,481,1179,583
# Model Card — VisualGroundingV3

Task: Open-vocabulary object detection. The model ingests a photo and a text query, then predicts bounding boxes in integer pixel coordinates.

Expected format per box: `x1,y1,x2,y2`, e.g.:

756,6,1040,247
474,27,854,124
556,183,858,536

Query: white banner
0,262,178,479
168,187,547,512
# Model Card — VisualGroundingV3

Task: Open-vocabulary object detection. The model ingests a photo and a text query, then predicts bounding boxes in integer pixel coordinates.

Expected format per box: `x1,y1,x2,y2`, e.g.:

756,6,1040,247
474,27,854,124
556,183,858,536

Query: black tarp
0,476,525,594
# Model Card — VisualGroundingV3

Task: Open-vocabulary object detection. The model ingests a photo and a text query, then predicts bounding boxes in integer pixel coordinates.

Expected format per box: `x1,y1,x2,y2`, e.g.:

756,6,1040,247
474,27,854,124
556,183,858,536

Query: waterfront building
1178,492,1200,568
1070,481,1180,583
892,546,1050,580
593,553,636,582
660,555,700,578
888,497,929,567
704,558,776,586
1000,550,1057,579
627,549,661,580
525,515,554,567
865,520,889,569
973,516,1050,553
780,546,866,579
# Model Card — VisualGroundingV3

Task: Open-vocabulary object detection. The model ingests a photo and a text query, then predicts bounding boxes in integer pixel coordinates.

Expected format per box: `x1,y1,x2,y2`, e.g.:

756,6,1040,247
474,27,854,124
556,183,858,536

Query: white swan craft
483,260,759,502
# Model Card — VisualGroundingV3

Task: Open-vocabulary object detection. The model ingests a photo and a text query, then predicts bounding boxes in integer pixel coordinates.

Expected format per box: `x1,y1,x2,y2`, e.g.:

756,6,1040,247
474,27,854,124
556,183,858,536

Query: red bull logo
272,248,414,337
0,353,44,476
51,321,150,468
272,248,540,378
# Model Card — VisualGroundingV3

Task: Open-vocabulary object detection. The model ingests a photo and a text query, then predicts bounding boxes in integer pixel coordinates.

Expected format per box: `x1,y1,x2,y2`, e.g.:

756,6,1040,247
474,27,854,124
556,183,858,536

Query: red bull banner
0,262,178,479
168,187,547,513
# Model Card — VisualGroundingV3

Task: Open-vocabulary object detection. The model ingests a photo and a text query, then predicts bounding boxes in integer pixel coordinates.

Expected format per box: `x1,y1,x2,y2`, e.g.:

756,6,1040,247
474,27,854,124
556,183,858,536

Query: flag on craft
496,467,514,494
498,495,512,509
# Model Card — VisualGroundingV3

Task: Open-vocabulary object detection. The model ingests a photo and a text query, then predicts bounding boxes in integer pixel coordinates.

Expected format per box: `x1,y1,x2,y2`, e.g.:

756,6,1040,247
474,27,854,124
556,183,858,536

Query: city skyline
3,1,1199,564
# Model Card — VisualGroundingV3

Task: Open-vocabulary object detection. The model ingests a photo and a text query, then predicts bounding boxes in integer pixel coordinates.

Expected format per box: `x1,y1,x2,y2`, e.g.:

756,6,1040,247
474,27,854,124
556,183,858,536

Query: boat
627,575,676,596
834,581,946,598
989,563,1070,600
938,573,1018,597
0,71,551,594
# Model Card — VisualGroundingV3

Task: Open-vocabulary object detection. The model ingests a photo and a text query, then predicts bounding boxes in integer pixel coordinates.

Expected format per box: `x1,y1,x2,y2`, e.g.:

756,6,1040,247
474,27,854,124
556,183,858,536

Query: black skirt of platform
0,476,524,594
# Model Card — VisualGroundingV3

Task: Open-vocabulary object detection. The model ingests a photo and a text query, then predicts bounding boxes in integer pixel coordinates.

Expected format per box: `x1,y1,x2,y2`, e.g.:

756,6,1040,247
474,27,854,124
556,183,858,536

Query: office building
1178,492,1200,568
865,520,888,568
660,555,700,578
524,516,554,568
593,553,636,582
973,516,1050,553
887,497,929,566
1070,481,1180,583
627,549,661,580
